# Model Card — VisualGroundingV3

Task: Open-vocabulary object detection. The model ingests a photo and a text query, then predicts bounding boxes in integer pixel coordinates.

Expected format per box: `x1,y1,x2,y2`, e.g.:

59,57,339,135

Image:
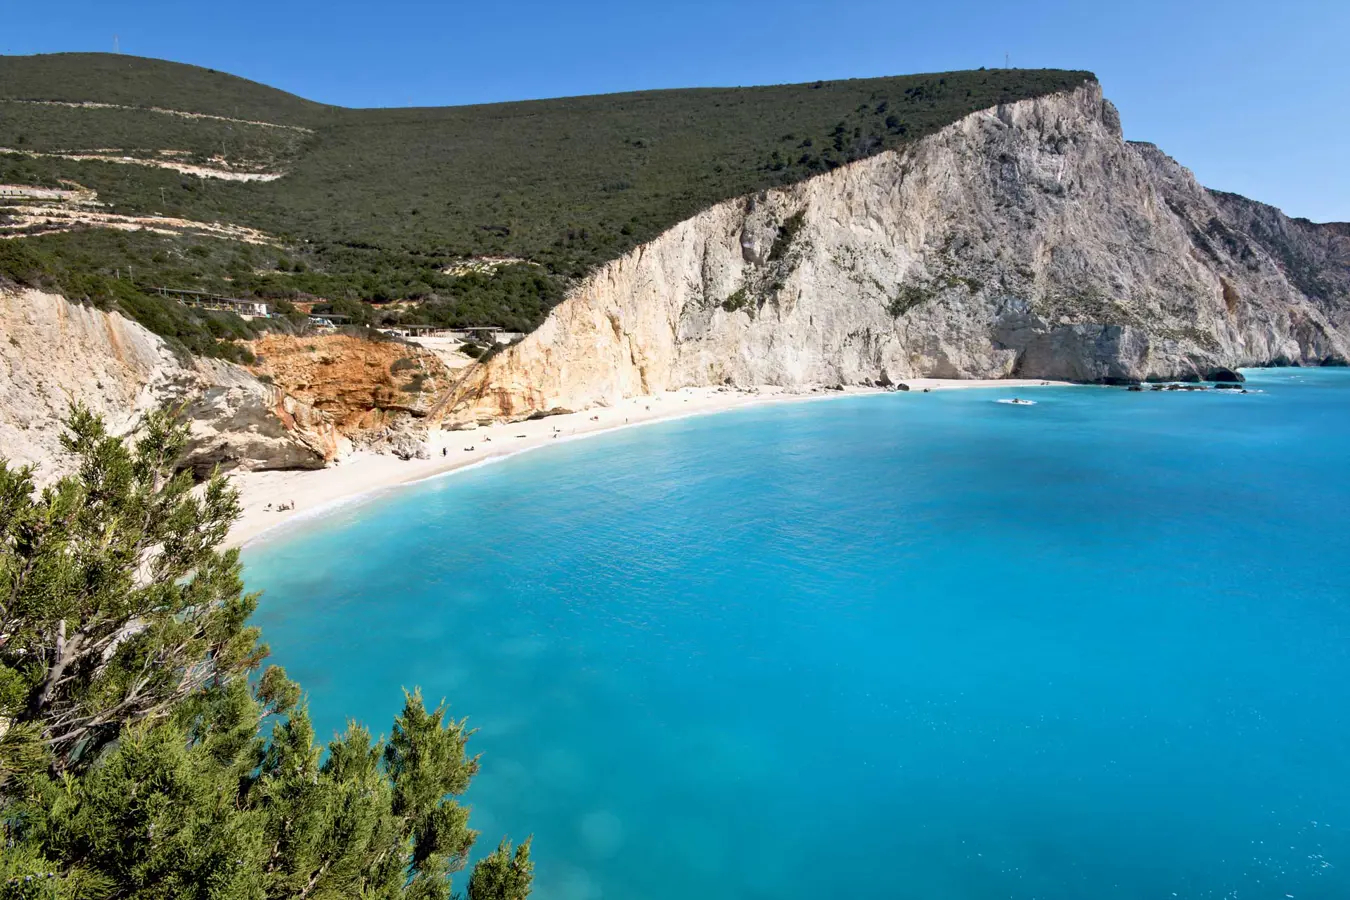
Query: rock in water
1206,367,1245,383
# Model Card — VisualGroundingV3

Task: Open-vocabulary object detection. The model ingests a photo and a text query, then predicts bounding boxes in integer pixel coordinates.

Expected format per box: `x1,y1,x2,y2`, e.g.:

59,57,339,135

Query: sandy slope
228,379,1067,549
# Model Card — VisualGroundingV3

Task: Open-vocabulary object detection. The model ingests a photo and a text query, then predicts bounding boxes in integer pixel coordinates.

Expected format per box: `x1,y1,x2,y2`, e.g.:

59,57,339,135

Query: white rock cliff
452,82,1349,420
0,288,346,482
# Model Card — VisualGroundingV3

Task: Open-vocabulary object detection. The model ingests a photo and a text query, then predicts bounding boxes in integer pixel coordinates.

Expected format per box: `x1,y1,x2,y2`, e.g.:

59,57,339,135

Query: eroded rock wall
246,332,449,453
453,83,1349,420
0,288,343,481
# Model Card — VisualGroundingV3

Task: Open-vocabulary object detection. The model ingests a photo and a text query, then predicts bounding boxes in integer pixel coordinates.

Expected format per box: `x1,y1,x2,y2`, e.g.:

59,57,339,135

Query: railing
154,287,271,318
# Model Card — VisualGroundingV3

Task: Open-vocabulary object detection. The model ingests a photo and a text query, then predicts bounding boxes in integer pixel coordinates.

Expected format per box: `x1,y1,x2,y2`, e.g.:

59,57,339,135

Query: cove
244,370,1350,900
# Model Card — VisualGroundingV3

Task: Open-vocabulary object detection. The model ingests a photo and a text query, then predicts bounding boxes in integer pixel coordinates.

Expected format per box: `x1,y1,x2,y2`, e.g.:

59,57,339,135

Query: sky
3,0,1346,221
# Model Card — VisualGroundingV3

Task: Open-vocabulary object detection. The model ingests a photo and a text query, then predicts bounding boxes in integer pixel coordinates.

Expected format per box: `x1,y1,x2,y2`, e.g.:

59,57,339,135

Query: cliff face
245,332,453,460
1206,189,1350,343
0,288,345,481
453,83,1349,419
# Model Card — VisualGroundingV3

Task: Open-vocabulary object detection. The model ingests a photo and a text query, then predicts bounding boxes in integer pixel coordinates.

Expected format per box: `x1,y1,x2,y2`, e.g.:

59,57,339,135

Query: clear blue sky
5,0,1346,221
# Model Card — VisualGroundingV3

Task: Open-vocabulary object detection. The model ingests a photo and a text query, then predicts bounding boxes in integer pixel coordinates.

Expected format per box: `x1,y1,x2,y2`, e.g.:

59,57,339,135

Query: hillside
0,52,331,123
0,52,1094,352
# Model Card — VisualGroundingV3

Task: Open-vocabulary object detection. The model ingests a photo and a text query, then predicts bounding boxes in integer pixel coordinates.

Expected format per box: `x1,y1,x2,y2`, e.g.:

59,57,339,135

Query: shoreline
227,378,1069,549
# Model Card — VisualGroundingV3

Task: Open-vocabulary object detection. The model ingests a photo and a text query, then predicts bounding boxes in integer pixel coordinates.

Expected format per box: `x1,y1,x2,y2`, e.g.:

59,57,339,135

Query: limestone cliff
451,83,1349,420
0,288,344,481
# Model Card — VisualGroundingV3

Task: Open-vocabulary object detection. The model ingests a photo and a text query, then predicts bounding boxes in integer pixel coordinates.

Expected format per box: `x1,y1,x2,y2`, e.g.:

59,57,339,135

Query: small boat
997,398,1037,406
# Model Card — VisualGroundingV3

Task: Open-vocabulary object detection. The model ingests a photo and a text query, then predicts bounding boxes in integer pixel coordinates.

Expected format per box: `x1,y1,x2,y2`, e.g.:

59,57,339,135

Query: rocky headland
449,83,1348,422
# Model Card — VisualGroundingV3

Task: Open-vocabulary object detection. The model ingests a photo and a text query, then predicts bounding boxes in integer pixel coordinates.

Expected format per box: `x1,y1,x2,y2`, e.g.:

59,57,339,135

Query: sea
244,369,1350,900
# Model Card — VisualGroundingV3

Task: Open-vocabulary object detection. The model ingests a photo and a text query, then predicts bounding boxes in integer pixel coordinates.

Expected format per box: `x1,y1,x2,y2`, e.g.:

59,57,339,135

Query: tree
0,407,531,899
468,839,534,900
1,403,259,778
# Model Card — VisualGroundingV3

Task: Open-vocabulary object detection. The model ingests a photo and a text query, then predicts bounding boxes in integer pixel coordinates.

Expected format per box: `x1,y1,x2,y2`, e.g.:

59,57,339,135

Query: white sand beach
227,378,1068,548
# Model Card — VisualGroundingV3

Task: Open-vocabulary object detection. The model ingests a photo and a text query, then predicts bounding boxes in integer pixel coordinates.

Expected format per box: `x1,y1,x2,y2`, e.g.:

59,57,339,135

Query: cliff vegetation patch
767,210,808,262
721,287,751,313
888,283,930,317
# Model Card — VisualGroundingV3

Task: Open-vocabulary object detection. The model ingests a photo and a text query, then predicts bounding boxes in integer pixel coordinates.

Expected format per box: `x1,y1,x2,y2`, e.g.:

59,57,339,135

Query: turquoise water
244,370,1350,900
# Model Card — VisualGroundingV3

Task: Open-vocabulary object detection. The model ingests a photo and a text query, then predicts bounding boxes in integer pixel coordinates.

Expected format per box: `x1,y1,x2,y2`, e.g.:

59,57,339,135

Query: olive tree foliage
0,407,531,900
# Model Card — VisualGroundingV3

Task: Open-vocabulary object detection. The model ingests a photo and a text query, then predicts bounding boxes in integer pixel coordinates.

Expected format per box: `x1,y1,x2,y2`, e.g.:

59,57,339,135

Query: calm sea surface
244,369,1350,900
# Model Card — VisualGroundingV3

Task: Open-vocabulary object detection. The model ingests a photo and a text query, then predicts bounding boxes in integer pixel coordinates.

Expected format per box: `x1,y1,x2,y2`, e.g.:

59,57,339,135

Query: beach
227,378,1066,547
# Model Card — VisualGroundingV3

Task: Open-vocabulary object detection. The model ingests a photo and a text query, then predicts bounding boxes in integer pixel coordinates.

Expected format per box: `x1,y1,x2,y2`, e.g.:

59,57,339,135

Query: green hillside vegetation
0,53,1094,352
1,102,309,168
0,52,329,123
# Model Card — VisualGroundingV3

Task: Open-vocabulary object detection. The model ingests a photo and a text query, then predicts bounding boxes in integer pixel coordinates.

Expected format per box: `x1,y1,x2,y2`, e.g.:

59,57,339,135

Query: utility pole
1005,52,1010,69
